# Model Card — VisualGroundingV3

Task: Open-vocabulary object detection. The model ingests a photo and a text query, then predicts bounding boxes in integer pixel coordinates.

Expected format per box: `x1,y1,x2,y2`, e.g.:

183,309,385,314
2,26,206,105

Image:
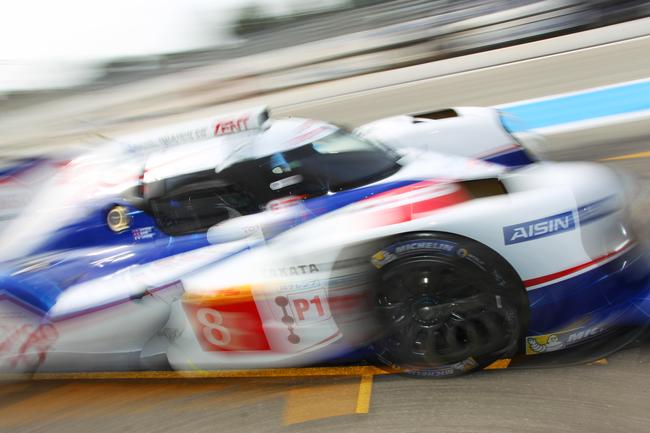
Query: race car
0,106,649,377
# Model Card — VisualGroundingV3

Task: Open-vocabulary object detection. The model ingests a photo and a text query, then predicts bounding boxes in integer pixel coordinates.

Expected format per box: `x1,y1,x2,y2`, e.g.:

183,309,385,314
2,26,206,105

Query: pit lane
2,129,650,433
3,30,650,433
2,332,650,433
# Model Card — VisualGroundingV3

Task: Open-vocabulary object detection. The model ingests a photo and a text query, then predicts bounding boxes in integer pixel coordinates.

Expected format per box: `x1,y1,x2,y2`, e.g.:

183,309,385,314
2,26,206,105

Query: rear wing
109,106,270,154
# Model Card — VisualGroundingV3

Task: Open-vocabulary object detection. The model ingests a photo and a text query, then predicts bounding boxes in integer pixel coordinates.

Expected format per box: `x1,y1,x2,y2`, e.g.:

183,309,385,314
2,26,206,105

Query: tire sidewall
368,232,529,377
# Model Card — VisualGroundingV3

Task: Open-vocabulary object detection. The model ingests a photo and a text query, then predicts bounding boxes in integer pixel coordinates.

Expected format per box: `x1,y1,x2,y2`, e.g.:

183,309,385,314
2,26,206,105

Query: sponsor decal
457,248,487,269
214,115,250,136
267,264,320,277
503,211,575,245
269,175,303,191
278,279,322,292
156,327,183,342
184,293,270,352
274,296,300,344
266,195,307,211
0,299,57,371
371,251,393,269
274,288,332,344
286,125,332,147
375,355,478,377
132,226,156,241
407,357,478,377
157,127,209,147
566,326,605,344
525,325,605,355
371,240,457,269
287,292,329,323
526,334,564,354
0,323,59,371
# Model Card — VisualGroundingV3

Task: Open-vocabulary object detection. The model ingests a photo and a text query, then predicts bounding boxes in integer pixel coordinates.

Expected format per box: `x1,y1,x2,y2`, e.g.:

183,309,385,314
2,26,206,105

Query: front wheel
368,233,529,377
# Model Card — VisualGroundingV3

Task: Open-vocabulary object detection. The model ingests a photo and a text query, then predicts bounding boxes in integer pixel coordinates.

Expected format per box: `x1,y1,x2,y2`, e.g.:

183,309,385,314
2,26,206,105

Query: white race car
0,106,648,376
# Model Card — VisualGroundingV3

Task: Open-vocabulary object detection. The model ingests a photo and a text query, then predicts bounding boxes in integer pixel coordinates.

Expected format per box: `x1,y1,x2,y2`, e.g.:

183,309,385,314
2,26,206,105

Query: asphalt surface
1,334,650,433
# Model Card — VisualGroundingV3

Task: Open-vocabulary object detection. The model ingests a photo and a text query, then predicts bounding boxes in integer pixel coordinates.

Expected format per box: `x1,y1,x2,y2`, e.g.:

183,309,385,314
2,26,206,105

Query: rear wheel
369,233,528,377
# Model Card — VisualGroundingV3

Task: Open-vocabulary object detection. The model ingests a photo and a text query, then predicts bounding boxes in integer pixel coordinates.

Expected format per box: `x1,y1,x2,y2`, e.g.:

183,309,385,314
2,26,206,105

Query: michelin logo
371,240,457,269
503,211,575,245
526,325,604,355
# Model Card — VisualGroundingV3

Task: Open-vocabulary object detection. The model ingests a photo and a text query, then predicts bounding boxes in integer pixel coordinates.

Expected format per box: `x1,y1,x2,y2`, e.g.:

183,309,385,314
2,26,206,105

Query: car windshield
147,130,400,235
219,129,401,201
149,181,259,236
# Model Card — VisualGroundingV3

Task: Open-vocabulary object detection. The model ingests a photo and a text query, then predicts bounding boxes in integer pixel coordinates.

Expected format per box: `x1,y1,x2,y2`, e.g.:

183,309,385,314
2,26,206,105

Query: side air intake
460,178,508,199
412,109,459,122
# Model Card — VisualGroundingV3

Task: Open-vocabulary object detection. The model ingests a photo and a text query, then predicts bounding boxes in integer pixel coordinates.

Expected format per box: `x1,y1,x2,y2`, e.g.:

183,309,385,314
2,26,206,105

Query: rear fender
356,107,536,167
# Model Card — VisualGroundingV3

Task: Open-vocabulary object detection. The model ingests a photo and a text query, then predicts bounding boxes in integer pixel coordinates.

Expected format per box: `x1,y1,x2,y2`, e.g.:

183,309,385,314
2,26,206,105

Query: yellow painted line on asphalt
0,359,523,426
601,151,650,161
283,378,362,425
0,365,392,381
588,358,609,366
282,372,375,424
484,358,512,370
355,375,374,414
0,357,520,382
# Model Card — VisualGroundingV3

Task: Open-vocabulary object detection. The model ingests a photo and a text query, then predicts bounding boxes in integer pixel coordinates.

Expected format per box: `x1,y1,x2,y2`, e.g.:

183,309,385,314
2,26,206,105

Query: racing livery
1,106,649,376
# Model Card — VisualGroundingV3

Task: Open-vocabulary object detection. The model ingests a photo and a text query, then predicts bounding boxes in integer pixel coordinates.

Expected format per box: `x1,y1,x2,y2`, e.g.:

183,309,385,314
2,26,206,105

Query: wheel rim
374,256,518,368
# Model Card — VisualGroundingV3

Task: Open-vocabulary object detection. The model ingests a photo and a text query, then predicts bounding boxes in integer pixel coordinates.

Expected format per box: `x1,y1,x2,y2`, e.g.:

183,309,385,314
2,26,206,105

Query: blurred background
2,1,650,433
2,0,649,158
2,0,648,95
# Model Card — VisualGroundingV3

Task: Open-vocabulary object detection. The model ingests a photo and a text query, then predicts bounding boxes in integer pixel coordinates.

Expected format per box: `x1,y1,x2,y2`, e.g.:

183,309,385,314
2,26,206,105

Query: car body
1,106,649,375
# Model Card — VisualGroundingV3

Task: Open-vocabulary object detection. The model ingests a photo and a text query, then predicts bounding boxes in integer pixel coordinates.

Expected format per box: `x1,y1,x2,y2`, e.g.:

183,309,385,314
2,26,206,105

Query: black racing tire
367,232,529,377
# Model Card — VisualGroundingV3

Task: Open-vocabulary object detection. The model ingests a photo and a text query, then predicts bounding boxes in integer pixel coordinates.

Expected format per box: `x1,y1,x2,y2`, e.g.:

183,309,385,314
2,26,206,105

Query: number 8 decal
197,308,231,347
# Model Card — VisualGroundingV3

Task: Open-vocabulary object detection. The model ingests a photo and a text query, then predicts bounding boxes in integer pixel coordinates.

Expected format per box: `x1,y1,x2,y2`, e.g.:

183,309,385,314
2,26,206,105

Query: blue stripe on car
483,148,534,167
527,245,650,334
0,158,47,178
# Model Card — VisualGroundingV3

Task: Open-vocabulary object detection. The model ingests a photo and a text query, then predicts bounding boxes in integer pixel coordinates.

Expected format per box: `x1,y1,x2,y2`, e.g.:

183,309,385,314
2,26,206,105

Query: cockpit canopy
144,127,400,236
